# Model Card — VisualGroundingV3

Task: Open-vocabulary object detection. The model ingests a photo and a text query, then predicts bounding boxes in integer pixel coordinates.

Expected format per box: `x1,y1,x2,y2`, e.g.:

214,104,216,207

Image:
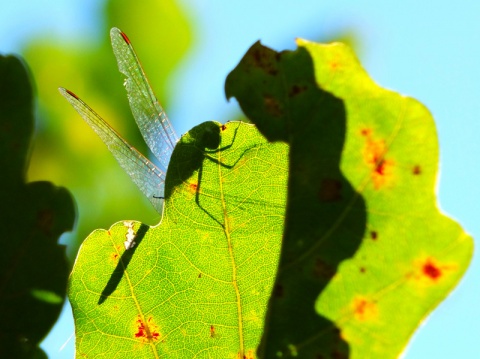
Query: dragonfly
59,28,179,218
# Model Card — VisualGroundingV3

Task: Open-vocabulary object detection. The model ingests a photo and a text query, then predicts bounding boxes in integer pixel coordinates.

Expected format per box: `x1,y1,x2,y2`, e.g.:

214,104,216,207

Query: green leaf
0,55,76,358
68,121,288,358
225,41,473,358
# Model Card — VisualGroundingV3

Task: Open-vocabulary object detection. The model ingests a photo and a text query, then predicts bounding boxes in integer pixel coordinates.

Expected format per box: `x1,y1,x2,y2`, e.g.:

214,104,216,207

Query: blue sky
1,0,479,357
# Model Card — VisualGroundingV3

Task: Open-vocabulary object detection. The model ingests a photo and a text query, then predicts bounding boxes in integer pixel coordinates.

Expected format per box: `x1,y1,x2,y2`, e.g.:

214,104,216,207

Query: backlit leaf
68,121,288,358
225,40,473,358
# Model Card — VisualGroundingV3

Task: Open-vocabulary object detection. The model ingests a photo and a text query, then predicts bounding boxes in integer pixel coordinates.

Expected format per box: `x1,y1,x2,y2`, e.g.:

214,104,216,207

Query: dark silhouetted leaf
0,55,76,358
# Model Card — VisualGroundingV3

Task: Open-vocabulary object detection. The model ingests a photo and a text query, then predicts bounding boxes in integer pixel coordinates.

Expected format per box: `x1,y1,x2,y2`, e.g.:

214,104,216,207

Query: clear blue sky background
1,0,479,357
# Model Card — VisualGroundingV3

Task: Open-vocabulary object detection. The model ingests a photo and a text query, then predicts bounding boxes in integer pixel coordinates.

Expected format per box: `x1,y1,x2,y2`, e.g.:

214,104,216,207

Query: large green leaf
0,56,75,358
225,41,473,358
68,121,288,358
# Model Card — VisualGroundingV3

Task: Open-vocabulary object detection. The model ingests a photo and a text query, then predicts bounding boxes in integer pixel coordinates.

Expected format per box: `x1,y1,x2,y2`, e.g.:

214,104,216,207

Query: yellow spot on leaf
361,129,394,189
352,297,377,321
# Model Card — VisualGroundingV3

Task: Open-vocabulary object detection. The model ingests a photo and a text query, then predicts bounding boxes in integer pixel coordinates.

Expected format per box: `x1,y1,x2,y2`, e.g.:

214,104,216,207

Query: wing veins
110,27,178,173
59,87,165,214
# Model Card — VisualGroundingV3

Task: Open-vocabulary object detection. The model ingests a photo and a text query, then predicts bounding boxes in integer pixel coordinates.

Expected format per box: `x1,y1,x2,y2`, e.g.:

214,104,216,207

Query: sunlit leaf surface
68,121,288,358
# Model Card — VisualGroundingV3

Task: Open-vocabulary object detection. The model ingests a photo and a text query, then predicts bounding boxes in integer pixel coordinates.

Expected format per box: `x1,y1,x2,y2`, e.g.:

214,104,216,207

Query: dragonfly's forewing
59,88,165,214
110,27,178,174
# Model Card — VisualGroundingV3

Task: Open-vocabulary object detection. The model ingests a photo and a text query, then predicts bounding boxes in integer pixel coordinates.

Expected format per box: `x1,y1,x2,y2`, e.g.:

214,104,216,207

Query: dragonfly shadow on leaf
167,121,269,228
97,223,149,305
164,121,221,200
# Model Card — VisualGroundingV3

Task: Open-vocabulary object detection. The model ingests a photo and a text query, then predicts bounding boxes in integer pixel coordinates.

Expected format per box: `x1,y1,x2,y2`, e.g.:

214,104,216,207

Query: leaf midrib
216,143,245,357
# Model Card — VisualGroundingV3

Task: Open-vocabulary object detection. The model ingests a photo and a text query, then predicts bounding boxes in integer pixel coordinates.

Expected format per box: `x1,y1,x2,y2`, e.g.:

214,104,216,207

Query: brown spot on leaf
409,257,456,284
198,273,202,278
238,350,255,359
413,165,421,175
134,316,160,342
135,319,146,338
289,84,307,97
264,96,283,117
352,297,377,321
375,159,386,176
370,231,378,240
318,178,342,202
250,47,278,75
361,128,371,136
362,130,393,188
221,124,227,131
210,325,215,338
188,183,198,194
423,259,442,280
360,267,366,273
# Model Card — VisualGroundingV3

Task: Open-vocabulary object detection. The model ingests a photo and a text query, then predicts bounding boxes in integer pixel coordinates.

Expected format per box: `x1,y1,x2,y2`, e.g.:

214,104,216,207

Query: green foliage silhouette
0,56,75,358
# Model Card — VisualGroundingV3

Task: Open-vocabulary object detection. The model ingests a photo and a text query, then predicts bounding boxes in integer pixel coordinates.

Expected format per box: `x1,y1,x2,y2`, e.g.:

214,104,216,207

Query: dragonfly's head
164,121,221,199
191,121,221,150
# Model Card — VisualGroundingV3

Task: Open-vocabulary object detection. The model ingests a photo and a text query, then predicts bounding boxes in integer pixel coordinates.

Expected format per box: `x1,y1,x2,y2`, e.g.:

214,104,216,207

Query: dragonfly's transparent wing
59,88,165,214
110,27,178,174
